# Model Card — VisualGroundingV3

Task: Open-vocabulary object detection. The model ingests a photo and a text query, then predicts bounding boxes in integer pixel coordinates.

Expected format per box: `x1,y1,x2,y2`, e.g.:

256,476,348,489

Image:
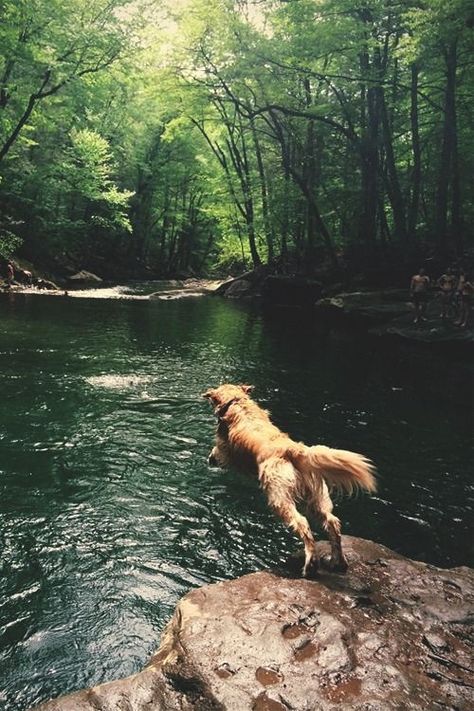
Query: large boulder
222,278,254,298
149,280,223,300
213,267,270,299
315,289,413,323
31,537,473,711
215,272,323,304
34,278,59,291
315,289,474,346
67,270,103,285
371,315,474,344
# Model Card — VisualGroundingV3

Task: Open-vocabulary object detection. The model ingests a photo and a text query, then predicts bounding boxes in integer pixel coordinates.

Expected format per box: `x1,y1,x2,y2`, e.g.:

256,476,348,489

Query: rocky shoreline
215,273,474,347
3,264,473,348
314,290,474,345
31,537,474,711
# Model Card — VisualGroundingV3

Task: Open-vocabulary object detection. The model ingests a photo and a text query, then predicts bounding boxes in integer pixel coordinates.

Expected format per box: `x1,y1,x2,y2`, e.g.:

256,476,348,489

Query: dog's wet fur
203,384,376,576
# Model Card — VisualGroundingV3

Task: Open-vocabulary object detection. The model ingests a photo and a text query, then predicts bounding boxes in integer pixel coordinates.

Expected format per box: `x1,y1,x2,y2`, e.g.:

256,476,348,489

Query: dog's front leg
208,446,221,467
208,422,232,468
208,435,231,468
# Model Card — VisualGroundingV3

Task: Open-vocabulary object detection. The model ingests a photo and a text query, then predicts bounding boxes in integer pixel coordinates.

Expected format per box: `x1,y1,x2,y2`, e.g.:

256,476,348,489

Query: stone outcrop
32,537,473,711
149,279,223,299
221,277,254,299
213,269,266,299
34,278,59,291
67,270,103,284
371,314,474,343
316,290,474,345
215,271,323,305
315,289,413,323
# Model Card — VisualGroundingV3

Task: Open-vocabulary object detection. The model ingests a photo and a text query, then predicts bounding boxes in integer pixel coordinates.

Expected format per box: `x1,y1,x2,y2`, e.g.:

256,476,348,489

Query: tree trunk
287,164,339,269
0,95,36,163
251,117,274,261
408,63,421,237
380,90,407,243
435,39,458,255
303,77,317,263
130,133,162,261
358,50,379,246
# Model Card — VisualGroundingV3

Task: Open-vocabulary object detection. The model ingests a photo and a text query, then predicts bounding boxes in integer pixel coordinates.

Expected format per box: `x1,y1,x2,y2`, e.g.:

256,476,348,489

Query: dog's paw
320,554,348,574
208,452,218,466
302,556,319,579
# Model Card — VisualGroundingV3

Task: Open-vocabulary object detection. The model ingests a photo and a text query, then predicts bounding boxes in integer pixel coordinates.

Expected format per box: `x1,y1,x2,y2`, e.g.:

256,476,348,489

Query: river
0,286,472,710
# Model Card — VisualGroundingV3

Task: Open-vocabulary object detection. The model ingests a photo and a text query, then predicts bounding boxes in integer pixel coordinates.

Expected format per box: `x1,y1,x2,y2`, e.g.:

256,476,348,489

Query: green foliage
0,230,22,259
0,0,473,277
64,128,133,232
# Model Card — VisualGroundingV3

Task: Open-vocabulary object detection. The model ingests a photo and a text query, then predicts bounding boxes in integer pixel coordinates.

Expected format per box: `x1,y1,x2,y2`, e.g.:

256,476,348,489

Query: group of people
410,266,473,327
2,261,33,288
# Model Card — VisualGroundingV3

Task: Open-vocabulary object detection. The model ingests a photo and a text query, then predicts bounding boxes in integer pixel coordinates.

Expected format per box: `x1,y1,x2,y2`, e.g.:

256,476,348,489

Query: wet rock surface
67,270,103,284
215,272,323,305
149,279,223,299
316,289,416,323
371,312,474,343
31,537,474,711
316,290,474,345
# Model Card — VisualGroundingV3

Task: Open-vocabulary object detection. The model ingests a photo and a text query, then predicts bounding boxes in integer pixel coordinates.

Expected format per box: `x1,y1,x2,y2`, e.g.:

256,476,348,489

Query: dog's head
202,383,253,416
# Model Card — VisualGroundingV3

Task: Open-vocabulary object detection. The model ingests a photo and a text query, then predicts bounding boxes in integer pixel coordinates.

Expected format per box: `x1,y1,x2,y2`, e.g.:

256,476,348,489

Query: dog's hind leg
260,457,318,577
315,481,348,573
274,500,319,577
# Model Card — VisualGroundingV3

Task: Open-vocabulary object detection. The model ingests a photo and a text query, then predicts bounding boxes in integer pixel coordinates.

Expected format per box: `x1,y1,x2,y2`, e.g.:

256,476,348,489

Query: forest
0,0,473,281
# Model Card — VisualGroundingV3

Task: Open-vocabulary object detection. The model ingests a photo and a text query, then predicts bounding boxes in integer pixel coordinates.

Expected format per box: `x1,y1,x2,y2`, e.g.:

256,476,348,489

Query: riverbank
0,275,223,300
314,289,474,345
3,276,472,404
214,272,474,350
3,260,472,348
31,536,474,711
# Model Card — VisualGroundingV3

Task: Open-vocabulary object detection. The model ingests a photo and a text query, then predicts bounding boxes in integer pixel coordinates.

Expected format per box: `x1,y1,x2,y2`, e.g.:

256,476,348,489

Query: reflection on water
0,290,472,710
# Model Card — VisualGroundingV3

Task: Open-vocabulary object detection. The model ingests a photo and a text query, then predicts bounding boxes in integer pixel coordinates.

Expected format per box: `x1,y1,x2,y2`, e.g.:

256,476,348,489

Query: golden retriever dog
203,383,376,576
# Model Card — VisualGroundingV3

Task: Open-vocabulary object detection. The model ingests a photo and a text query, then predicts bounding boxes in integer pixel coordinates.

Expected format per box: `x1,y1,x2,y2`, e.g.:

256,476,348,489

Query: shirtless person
453,268,465,323
6,261,14,287
455,273,473,328
410,267,430,324
437,268,456,319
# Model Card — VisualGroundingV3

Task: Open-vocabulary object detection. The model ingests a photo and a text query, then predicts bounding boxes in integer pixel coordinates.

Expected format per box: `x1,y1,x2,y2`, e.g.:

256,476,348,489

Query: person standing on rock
6,261,14,287
410,267,430,324
453,267,465,323
437,268,456,319
23,269,32,285
454,273,473,329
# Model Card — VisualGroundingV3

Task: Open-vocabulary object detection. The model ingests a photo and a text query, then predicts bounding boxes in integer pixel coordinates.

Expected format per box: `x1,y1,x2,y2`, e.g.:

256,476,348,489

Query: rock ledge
32,537,473,710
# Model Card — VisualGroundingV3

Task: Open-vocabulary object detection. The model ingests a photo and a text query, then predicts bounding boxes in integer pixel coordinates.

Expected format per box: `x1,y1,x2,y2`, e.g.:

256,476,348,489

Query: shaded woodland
0,0,473,281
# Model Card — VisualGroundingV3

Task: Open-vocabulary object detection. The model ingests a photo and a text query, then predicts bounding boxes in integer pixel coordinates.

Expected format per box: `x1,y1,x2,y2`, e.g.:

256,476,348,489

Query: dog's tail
295,444,376,495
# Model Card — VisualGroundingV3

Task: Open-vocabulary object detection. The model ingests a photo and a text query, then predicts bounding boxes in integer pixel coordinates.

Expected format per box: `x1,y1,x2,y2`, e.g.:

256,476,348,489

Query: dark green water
0,290,472,710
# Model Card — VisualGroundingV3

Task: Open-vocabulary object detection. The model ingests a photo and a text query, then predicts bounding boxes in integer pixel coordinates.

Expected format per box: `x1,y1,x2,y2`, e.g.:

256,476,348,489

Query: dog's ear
202,389,214,400
239,384,254,394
